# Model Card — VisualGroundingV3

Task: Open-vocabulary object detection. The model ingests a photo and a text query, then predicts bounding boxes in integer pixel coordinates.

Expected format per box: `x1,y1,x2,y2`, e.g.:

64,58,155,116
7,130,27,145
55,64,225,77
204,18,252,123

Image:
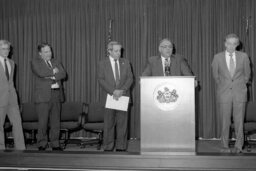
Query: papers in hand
105,94,130,111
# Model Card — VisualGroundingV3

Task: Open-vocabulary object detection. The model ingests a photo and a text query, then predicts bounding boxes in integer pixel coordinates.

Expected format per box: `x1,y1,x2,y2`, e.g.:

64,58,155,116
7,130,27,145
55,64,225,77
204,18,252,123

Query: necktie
4,59,9,80
164,58,170,76
46,60,52,68
114,59,120,86
46,60,57,84
229,53,235,77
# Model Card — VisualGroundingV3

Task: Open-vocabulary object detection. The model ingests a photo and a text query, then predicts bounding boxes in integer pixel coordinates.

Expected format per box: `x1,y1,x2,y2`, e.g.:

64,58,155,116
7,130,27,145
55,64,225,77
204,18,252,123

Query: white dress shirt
45,60,59,89
161,56,171,76
0,56,11,75
225,51,236,71
109,56,120,81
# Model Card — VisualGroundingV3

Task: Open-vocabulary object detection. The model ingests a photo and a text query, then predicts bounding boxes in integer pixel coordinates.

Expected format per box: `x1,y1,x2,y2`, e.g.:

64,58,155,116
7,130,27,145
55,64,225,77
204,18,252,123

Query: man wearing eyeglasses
142,38,194,77
0,40,25,150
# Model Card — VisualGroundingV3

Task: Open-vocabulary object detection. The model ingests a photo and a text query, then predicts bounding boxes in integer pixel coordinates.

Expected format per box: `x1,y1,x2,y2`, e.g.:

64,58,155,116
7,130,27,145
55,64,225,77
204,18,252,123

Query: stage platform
0,139,256,170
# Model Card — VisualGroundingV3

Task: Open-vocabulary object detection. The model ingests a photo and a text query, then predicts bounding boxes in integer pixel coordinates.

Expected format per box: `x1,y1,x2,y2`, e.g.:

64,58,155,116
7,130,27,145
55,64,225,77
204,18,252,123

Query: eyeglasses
160,45,173,49
0,47,10,51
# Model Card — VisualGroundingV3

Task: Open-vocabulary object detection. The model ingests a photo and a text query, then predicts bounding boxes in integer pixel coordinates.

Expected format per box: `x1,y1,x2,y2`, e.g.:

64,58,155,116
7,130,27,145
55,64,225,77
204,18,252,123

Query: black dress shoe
116,149,126,152
52,147,63,151
38,146,46,151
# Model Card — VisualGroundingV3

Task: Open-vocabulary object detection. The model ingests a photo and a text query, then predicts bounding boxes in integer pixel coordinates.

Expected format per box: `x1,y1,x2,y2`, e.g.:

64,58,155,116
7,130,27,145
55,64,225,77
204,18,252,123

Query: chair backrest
21,103,38,122
61,102,85,121
245,102,256,122
87,103,104,122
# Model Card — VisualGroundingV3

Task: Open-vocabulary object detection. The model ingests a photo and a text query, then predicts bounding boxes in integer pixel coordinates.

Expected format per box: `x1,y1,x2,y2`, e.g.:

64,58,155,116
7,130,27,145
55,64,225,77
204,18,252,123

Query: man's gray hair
107,41,122,51
0,40,11,47
159,38,173,47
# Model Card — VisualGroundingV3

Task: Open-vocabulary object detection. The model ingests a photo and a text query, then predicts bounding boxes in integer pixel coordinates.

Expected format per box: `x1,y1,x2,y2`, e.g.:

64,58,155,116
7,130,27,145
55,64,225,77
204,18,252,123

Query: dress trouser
0,104,25,150
220,101,245,150
36,89,61,148
103,108,128,150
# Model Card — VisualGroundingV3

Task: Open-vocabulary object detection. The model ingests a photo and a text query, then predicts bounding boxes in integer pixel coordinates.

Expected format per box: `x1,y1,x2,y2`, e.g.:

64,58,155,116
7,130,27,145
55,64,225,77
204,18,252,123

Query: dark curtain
0,0,255,138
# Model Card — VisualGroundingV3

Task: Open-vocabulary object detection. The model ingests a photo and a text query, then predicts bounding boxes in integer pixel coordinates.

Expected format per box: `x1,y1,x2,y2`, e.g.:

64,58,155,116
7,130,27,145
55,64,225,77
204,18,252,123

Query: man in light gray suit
212,33,251,153
0,40,25,150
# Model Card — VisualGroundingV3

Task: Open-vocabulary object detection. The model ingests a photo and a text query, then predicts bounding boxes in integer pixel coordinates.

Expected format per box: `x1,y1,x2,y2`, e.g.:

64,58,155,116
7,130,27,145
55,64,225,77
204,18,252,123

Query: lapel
220,52,232,78
0,58,13,81
9,59,14,79
156,56,164,76
0,60,5,77
38,57,48,68
106,58,116,83
170,55,176,76
233,51,241,76
50,59,56,68
119,58,125,81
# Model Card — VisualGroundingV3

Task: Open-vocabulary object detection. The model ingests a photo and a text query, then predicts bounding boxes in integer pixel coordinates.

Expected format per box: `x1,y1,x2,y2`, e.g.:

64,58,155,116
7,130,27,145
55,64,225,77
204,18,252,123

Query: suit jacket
98,57,134,106
0,58,19,107
31,57,66,103
212,51,251,103
142,54,193,76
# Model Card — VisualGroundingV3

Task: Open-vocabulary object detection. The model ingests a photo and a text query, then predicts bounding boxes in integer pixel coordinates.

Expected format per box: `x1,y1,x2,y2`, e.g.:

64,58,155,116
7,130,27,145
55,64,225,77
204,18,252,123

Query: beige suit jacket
0,58,19,107
212,51,251,102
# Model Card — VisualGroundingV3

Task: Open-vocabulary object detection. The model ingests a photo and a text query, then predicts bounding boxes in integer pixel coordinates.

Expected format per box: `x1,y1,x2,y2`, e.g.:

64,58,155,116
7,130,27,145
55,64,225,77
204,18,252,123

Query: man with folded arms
31,43,66,151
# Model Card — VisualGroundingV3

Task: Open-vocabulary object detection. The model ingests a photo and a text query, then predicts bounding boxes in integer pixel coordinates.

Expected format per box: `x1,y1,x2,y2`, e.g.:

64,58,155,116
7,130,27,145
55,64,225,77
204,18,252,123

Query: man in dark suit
31,43,66,151
212,33,251,153
142,38,194,77
0,40,25,150
98,41,133,152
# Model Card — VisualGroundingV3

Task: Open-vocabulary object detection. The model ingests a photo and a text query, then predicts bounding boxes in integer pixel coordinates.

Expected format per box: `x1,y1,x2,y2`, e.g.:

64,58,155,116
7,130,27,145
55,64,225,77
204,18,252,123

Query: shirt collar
0,56,8,65
109,56,119,62
225,51,235,56
161,56,170,61
0,55,8,60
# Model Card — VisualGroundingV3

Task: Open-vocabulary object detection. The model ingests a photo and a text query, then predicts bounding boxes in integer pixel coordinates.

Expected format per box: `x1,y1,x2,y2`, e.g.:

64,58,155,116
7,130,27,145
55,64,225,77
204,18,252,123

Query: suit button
231,80,233,82
230,88,232,90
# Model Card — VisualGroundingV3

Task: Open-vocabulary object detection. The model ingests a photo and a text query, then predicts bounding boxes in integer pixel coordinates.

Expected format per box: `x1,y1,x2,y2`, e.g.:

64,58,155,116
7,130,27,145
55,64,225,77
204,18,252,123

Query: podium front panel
140,77,195,155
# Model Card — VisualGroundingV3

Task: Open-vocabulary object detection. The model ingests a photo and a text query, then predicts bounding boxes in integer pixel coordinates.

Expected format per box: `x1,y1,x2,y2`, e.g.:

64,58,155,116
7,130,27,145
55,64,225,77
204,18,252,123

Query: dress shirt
109,56,120,81
161,56,171,76
225,51,236,71
0,56,11,75
45,60,59,89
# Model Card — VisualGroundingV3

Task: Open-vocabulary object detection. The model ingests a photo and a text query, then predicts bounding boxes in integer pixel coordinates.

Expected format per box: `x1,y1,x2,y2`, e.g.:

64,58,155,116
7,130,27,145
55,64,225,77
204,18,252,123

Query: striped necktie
4,58,9,80
114,59,120,86
229,53,235,77
164,58,171,76
46,60,52,68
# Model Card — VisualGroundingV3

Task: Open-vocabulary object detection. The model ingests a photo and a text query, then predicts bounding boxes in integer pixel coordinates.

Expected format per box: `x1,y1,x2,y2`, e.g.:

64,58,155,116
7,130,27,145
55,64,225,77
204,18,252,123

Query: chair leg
97,131,103,150
32,130,36,144
245,134,251,152
63,131,69,149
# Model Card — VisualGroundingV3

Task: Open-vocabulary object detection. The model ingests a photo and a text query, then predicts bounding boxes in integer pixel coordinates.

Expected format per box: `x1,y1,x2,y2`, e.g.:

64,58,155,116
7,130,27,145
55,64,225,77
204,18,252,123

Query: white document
105,94,130,111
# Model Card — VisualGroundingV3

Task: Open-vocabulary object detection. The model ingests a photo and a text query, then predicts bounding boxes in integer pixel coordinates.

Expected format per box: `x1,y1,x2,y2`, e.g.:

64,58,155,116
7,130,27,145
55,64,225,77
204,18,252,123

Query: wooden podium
140,76,195,155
